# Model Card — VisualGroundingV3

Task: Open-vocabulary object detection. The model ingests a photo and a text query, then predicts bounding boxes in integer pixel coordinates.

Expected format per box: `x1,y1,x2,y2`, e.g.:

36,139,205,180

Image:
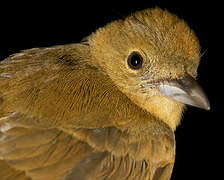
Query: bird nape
0,7,209,180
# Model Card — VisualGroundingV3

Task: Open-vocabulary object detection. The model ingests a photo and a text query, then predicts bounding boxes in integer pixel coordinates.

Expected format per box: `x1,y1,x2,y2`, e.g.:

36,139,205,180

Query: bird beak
158,74,210,110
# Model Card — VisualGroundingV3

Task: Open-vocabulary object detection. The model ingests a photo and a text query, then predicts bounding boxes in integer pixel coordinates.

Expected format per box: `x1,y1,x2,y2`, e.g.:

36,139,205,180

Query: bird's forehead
122,8,201,63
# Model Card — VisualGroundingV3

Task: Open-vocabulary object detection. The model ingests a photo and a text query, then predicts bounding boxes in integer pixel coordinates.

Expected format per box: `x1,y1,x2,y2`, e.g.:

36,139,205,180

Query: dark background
0,1,218,179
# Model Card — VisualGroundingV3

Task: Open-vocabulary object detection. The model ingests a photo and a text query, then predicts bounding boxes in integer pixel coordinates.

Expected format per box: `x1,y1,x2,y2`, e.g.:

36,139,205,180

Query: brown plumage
0,8,209,180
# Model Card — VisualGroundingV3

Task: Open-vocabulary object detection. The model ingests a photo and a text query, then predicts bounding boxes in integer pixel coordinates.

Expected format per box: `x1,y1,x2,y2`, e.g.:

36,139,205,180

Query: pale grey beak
158,74,210,110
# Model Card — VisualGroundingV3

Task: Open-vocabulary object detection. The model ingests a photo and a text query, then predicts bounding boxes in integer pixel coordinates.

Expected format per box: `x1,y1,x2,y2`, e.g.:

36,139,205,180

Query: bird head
90,8,210,130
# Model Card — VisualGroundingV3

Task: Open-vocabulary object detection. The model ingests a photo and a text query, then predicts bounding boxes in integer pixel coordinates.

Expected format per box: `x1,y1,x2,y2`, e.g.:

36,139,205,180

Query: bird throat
128,94,184,130
146,96,184,130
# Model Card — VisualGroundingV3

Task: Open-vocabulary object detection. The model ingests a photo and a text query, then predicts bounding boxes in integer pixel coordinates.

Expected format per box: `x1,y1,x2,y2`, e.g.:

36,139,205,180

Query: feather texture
0,7,205,180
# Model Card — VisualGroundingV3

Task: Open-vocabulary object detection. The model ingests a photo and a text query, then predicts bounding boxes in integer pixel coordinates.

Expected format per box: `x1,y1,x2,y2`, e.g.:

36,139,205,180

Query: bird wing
0,126,175,180
0,44,96,179
0,44,116,129
0,45,175,180
0,126,94,180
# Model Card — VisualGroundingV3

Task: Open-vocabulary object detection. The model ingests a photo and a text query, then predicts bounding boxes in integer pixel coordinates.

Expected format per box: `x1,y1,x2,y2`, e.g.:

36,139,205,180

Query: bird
0,7,210,180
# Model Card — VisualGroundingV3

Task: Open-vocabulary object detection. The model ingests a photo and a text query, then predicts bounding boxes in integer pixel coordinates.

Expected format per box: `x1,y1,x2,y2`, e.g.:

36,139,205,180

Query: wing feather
0,44,175,179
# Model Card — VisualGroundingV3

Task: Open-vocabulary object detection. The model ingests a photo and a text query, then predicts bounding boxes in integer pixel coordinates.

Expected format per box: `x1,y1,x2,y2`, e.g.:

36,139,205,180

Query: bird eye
127,51,144,70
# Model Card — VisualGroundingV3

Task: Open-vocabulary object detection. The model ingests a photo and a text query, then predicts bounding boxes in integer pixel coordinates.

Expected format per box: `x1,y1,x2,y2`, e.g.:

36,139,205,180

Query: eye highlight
127,51,144,70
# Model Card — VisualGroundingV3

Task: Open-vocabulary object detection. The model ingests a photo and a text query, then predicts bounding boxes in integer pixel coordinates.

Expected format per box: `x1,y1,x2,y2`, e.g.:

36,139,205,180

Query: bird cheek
139,85,161,101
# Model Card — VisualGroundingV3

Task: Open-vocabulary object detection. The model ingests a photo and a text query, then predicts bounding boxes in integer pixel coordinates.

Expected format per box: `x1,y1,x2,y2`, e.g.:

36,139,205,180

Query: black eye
127,51,144,70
